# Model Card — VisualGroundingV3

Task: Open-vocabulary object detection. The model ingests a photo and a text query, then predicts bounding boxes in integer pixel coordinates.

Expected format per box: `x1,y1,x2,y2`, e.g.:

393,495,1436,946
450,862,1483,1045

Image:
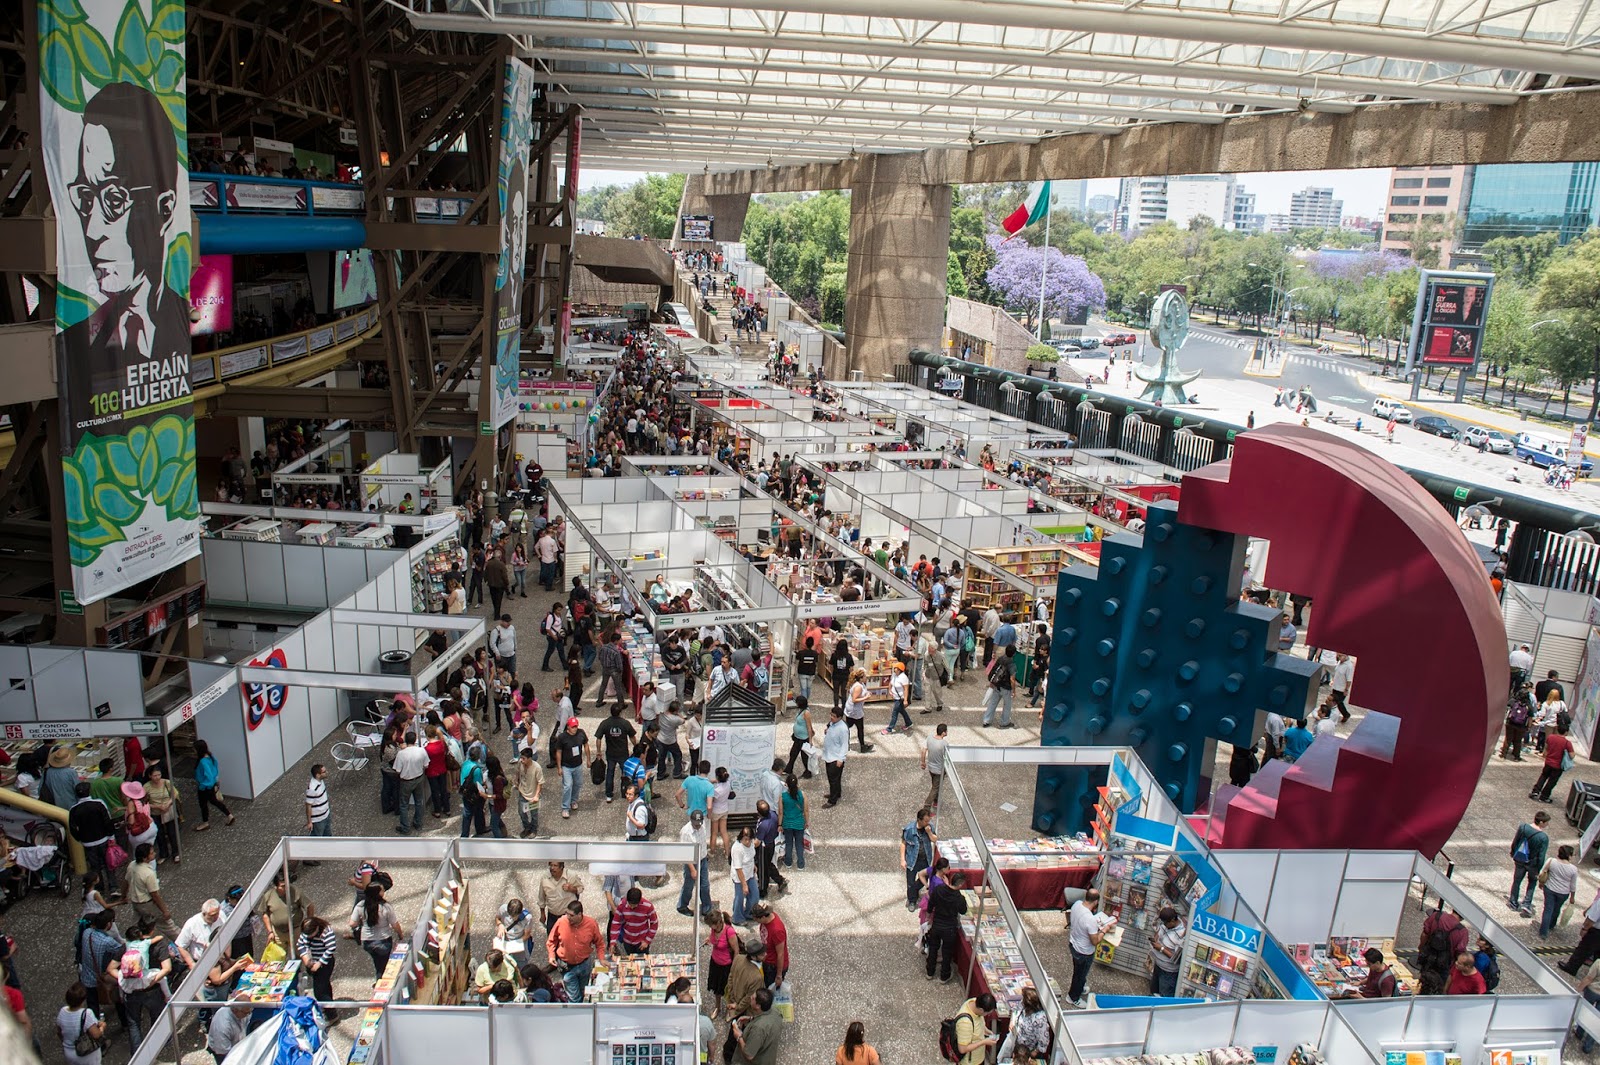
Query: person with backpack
982,647,1019,729
540,603,568,672
1502,681,1536,760
1353,946,1398,997
1417,905,1469,992
1473,935,1502,992
1509,811,1553,917
943,991,997,1065
458,743,491,838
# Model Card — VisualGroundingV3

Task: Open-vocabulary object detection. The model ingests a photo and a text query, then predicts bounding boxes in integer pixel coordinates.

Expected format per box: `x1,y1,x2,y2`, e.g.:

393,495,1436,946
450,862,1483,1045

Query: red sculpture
1183,424,1507,857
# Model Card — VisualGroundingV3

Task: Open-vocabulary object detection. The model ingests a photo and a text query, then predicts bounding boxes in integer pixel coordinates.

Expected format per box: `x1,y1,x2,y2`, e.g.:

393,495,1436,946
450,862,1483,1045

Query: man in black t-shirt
596,708,637,803
557,718,591,819
795,636,820,704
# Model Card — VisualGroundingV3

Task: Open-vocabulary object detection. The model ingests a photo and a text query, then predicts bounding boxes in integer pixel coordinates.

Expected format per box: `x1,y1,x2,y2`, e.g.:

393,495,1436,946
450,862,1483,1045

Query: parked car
1513,433,1594,473
1075,337,1100,351
1102,332,1138,347
1413,416,1461,439
1461,426,1513,454
1371,397,1413,423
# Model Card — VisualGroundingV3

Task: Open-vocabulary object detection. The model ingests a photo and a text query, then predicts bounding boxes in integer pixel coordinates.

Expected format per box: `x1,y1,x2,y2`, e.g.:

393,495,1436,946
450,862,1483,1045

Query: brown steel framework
0,0,575,650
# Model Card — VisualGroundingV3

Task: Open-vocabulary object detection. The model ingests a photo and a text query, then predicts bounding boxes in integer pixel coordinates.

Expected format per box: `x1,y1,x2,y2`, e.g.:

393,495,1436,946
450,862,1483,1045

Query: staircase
672,259,848,375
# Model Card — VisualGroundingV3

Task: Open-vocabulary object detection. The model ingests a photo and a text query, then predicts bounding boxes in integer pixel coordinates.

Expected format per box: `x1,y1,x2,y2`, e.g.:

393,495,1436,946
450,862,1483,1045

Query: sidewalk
1364,374,1600,459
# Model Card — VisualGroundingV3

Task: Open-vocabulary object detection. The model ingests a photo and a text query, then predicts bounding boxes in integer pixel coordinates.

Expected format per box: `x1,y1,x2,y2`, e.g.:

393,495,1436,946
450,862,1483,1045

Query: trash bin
1567,780,1600,827
378,650,413,677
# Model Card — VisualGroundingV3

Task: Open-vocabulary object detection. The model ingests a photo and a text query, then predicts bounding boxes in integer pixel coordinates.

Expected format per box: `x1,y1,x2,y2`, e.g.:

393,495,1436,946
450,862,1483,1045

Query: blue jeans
796,674,813,702
309,817,332,836
562,765,583,812
539,560,558,589
490,806,507,838
732,874,756,925
542,637,567,670
678,858,712,914
888,699,912,731
908,657,924,700
580,643,598,672
559,956,593,1003
1541,886,1570,937
782,827,806,869
1511,860,1535,909
983,686,1014,726
461,798,487,837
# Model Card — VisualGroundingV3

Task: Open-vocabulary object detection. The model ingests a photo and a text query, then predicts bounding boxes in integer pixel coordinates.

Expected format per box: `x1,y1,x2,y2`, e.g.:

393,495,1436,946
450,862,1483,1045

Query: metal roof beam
562,96,1103,132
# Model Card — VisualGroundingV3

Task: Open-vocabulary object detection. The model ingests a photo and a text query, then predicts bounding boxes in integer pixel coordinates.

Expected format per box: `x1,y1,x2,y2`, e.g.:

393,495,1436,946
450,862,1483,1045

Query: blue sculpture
1032,501,1319,835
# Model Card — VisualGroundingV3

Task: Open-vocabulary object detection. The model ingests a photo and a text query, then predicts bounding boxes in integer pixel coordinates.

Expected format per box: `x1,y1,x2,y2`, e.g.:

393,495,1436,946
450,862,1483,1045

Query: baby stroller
16,823,73,898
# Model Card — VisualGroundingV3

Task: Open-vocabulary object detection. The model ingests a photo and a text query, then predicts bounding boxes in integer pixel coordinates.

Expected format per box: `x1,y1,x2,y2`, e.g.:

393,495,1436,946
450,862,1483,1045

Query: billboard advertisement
681,215,714,241
38,0,201,606
1415,274,1492,368
189,254,232,336
492,57,534,430
333,248,378,310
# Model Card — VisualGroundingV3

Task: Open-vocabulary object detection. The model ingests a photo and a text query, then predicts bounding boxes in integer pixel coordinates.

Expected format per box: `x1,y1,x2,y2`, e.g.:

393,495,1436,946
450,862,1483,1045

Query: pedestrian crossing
1282,354,1360,377
1189,329,1253,350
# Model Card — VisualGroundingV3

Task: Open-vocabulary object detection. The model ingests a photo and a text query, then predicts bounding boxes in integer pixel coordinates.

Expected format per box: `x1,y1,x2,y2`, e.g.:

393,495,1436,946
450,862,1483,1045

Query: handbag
1538,861,1551,887
73,1009,103,1056
105,840,129,871
1562,749,1575,772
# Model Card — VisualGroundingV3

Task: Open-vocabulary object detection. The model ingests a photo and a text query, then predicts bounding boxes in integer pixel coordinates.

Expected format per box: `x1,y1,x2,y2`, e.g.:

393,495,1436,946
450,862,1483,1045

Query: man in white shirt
676,810,712,917
303,764,331,857
980,606,1001,666
489,616,517,677
640,683,662,727
208,996,254,1062
760,759,785,813
174,898,222,970
1067,888,1117,1007
1509,644,1534,694
394,731,430,835
822,707,849,808
1263,711,1287,761
1328,653,1355,721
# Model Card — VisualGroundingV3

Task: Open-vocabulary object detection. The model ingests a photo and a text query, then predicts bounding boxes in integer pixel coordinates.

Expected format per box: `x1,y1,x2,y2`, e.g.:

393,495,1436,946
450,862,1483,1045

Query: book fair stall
932,745,1587,1065
357,452,454,517
129,836,704,1065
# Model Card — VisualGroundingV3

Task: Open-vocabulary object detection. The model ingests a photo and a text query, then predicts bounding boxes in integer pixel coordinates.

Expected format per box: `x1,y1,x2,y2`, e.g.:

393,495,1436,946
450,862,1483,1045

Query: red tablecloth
949,860,1101,911
953,928,1010,1036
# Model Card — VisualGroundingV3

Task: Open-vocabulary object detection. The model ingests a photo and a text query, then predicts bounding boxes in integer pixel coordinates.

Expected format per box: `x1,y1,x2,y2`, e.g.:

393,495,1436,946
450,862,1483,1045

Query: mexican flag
1001,180,1051,238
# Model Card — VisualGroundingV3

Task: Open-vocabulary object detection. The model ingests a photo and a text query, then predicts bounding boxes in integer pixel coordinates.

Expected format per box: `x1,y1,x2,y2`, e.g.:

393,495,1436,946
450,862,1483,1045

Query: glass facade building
1459,163,1600,249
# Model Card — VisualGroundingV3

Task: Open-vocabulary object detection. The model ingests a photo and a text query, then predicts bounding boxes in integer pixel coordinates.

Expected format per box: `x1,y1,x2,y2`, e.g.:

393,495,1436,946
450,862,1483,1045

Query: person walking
303,763,332,844
57,981,107,1065
511,745,545,838
922,723,950,809
1540,844,1579,939
729,826,759,925
1531,721,1575,803
540,604,568,672
828,637,854,714
596,704,637,804
489,615,517,679
754,798,788,895
125,843,179,938
394,731,429,835
66,783,116,891
484,548,511,618
555,718,591,820
983,647,1019,729
676,810,713,918
1503,681,1536,760
783,696,816,778
779,775,808,871
900,807,937,911
595,631,631,708
546,900,602,1002
822,706,849,808
1561,890,1600,975
1327,653,1355,721
1067,887,1117,1007
1509,811,1551,917
924,869,968,983
191,739,235,831
843,669,873,754
835,1020,880,1065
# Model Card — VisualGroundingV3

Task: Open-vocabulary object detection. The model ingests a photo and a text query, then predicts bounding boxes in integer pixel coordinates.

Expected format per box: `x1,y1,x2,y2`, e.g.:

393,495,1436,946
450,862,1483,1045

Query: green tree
1479,233,1560,285
600,173,686,239
947,251,968,300
1406,212,1458,269
1535,235,1600,419
1481,281,1535,373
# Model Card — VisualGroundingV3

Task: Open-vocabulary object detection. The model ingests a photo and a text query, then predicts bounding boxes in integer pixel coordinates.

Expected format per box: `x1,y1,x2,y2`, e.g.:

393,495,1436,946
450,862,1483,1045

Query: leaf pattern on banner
61,414,200,566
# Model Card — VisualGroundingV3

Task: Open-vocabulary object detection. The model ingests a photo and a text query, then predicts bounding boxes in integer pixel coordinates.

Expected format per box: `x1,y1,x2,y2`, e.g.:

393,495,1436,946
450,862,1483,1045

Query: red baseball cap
566,717,579,728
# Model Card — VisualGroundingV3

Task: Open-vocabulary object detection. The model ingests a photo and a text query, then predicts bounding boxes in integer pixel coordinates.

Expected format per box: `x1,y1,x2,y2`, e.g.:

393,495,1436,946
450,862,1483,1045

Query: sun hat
120,780,147,801
47,747,74,769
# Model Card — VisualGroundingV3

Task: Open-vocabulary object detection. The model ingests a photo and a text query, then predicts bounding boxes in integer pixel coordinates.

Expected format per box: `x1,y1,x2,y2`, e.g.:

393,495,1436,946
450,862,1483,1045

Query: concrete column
673,174,750,250
845,153,950,380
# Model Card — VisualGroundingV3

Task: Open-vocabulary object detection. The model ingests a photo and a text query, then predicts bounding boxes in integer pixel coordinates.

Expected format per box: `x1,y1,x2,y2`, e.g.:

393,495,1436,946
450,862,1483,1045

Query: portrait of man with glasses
59,80,189,406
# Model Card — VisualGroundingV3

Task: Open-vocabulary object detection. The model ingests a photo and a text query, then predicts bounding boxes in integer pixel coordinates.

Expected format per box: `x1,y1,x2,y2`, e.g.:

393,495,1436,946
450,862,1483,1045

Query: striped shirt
298,926,338,966
305,777,330,822
608,899,659,949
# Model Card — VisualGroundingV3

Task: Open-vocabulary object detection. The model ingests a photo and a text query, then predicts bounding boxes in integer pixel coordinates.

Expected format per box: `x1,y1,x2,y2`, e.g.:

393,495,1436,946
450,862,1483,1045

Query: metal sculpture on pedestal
1034,424,1506,857
1135,290,1202,405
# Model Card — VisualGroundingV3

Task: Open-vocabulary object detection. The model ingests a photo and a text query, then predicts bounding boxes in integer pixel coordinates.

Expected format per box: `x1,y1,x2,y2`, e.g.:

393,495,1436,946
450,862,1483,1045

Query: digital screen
680,215,713,241
190,254,234,336
333,248,378,310
1423,325,1479,365
1427,282,1487,328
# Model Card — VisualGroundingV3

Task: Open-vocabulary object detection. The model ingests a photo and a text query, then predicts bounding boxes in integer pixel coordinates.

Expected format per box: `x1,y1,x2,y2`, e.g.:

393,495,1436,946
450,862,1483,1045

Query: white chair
346,720,384,758
331,742,368,772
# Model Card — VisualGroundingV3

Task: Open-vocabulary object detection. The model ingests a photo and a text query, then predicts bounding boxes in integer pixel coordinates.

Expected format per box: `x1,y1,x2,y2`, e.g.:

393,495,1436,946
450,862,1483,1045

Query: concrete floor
8,575,1597,1064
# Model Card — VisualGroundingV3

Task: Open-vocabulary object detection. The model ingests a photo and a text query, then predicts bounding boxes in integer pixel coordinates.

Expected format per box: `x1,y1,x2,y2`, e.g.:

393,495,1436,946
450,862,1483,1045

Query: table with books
1287,938,1417,998
951,888,1064,1032
586,953,698,1004
938,835,1103,910
235,958,302,1027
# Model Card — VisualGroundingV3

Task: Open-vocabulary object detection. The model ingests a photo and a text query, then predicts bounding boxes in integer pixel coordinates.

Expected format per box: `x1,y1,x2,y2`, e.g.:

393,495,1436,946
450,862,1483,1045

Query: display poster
1415,274,1491,368
492,56,534,429
680,215,713,242
700,724,770,817
189,254,232,336
38,0,201,605
1571,623,1600,760
333,248,378,310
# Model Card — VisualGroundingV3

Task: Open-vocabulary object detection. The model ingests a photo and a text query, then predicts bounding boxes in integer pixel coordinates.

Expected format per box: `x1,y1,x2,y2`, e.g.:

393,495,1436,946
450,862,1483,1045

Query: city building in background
1054,179,1088,217
1117,175,1169,232
1289,186,1344,229
1086,193,1118,217
1379,165,1472,262
1456,162,1600,255
1165,174,1241,230
1232,190,1259,232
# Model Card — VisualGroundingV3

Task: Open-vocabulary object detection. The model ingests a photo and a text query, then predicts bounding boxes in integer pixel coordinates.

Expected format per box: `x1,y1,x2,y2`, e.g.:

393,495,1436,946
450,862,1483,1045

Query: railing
189,307,380,388
188,172,474,222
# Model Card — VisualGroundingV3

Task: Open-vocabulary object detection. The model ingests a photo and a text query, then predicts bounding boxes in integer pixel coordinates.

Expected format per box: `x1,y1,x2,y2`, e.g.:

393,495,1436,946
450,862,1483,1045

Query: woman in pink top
703,909,739,1019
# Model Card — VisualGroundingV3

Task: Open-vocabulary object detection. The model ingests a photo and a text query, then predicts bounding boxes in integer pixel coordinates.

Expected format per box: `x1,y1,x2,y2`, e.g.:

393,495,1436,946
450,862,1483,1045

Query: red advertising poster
1422,324,1478,365
190,254,233,336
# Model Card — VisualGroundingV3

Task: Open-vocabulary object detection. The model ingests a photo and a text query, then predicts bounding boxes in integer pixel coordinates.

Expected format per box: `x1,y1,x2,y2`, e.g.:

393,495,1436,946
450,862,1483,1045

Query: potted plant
1025,343,1060,376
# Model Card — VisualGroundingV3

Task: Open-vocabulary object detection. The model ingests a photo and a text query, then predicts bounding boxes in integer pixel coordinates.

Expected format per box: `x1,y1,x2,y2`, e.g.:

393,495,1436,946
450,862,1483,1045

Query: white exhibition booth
360,451,454,513
132,836,703,1065
936,745,1590,1064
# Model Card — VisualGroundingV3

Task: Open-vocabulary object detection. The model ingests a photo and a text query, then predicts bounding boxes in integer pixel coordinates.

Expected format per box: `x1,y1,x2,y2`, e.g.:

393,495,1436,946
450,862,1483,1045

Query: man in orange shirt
547,899,602,1001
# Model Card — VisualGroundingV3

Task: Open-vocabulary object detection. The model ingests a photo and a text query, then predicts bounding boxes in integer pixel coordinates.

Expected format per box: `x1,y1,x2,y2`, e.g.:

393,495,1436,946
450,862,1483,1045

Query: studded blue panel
1032,500,1320,835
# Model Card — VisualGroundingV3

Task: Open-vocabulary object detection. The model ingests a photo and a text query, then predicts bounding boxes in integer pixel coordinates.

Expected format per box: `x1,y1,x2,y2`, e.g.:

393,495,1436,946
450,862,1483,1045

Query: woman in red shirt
1531,721,1575,804
424,725,450,818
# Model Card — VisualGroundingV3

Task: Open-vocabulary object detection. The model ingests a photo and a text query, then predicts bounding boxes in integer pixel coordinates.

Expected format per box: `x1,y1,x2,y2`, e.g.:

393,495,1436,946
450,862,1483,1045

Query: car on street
1413,416,1461,439
1513,432,1595,473
1103,332,1138,348
1075,337,1100,350
1371,397,1413,423
1461,426,1513,454
1050,338,1082,355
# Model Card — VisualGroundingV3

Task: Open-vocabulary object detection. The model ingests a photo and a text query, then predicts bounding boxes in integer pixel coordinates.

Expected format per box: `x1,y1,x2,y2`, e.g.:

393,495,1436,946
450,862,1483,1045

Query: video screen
1427,281,1487,329
680,215,713,241
333,248,378,310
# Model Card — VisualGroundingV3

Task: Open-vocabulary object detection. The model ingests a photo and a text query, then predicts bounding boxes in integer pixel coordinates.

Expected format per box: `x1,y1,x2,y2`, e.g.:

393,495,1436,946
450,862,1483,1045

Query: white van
1371,397,1413,423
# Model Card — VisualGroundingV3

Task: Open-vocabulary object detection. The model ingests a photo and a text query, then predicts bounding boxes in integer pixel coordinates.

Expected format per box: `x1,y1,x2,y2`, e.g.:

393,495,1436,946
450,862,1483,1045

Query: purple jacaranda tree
984,234,1108,328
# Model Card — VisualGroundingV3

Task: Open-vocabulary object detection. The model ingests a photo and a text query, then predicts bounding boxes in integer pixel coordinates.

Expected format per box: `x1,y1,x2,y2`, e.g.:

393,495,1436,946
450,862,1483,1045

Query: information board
1412,272,1493,369
680,215,714,242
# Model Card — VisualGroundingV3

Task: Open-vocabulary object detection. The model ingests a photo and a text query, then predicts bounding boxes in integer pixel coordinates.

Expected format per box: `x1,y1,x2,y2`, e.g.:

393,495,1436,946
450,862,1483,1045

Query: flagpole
1036,188,1051,342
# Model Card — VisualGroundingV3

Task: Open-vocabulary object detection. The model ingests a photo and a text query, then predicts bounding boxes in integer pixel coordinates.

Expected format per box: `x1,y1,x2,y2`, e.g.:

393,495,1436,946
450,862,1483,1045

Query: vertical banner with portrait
37,0,200,605
492,57,534,428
